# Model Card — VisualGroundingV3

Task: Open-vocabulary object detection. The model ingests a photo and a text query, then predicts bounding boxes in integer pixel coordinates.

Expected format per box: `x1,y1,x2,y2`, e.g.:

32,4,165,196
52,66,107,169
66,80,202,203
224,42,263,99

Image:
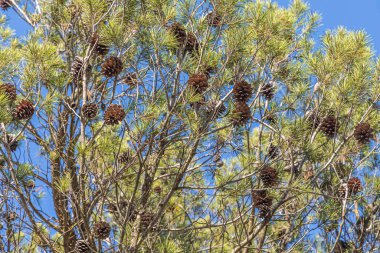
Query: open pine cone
81,103,98,119
104,104,126,125
188,73,208,94
122,72,140,87
140,212,155,229
354,123,374,144
0,83,17,101
13,99,34,120
75,240,90,253
169,22,199,53
252,190,273,219
231,102,251,126
118,151,130,164
101,56,123,77
233,80,253,102
89,33,109,56
320,115,339,138
206,11,222,27
261,81,275,100
93,221,111,239
347,177,362,195
260,166,278,187
71,57,91,85
268,144,279,159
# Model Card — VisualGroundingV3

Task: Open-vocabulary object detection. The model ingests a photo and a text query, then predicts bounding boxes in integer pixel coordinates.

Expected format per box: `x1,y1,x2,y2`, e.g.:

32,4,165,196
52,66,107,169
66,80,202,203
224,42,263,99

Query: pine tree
0,0,378,252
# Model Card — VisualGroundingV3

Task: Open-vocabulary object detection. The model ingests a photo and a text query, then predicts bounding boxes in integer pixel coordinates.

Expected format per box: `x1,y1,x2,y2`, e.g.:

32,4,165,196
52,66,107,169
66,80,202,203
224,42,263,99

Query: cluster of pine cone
231,80,253,126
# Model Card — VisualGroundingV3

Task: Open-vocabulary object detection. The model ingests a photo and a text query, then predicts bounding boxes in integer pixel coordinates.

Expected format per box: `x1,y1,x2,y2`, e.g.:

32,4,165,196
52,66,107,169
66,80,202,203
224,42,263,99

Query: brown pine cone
233,80,253,102
93,221,111,239
13,99,34,120
205,100,226,119
121,72,140,87
75,240,90,253
347,177,362,195
261,81,275,100
89,33,109,56
188,73,208,94
0,83,17,101
320,115,339,138
260,166,278,187
354,123,374,144
81,103,98,119
169,22,198,53
71,57,91,85
252,190,273,219
0,0,11,10
104,104,126,125
206,11,222,27
101,56,123,77
118,151,130,164
140,212,155,229
268,144,279,159
231,102,251,126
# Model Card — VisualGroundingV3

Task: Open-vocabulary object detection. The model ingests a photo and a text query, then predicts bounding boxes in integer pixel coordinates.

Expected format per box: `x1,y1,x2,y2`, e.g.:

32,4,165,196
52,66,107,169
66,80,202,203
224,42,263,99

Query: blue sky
278,0,380,54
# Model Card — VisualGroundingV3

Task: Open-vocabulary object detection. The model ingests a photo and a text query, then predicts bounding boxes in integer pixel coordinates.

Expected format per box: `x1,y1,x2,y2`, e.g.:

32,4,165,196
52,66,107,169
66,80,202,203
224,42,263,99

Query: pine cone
169,22,187,42
13,99,34,120
101,56,123,77
0,0,11,10
206,11,222,27
188,73,208,94
89,33,109,56
0,83,17,101
261,81,275,100
81,103,98,119
268,144,279,159
108,201,128,213
6,134,18,152
252,190,273,219
184,32,199,53
260,166,278,187
121,72,139,87
231,102,251,126
354,123,374,144
140,212,155,229
118,151,130,164
104,104,126,125
205,100,226,119
74,240,90,253
320,115,339,138
169,22,198,53
233,80,253,102
93,221,111,239
347,177,362,195
71,57,91,84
